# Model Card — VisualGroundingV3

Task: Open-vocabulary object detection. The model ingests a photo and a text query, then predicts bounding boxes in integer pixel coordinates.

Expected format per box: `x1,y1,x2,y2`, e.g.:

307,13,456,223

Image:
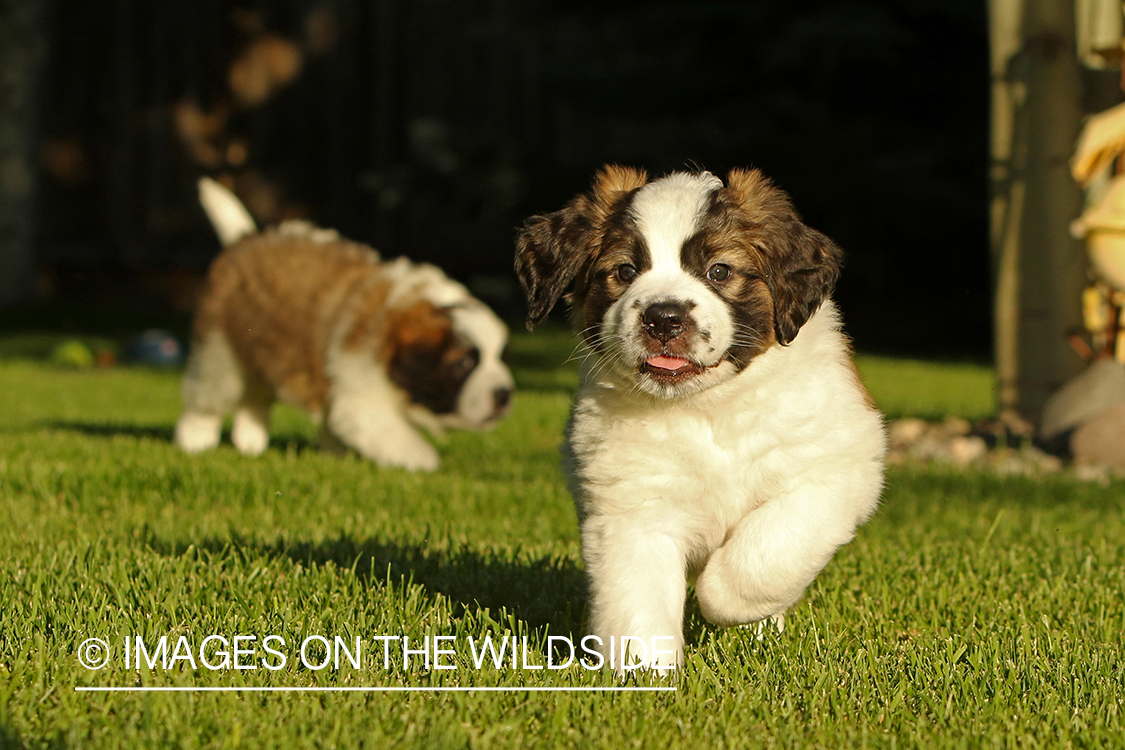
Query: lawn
1,325,1123,749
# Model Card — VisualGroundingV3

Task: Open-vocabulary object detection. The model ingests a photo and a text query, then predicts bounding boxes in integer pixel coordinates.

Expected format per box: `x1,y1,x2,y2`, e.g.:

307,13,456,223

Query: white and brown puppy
175,178,513,471
515,166,885,672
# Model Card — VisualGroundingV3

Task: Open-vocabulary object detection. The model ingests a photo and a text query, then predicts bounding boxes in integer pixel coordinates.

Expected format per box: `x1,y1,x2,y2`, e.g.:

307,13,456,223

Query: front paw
391,444,440,472
588,635,682,679
364,438,440,472
331,426,441,471
744,612,786,641
616,659,680,681
174,413,221,453
696,547,788,627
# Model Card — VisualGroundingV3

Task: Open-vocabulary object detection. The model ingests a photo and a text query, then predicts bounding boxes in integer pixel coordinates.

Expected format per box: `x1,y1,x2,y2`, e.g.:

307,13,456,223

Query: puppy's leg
326,400,439,471
175,332,243,453
325,352,440,471
231,379,273,456
582,512,687,675
695,483,863,627
174,413,224,453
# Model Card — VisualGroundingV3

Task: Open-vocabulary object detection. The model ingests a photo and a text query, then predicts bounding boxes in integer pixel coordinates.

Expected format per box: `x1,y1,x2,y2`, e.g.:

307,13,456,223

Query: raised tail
197,177,257,246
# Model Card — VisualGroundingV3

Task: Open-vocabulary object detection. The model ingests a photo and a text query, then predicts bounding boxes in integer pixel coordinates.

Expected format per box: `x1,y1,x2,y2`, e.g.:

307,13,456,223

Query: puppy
175,178,513,471
515,167,885,671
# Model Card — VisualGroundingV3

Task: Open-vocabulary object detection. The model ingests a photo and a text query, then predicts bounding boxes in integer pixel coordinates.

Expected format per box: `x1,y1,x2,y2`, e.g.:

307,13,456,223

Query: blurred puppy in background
175,178,513,471
516,166,885,672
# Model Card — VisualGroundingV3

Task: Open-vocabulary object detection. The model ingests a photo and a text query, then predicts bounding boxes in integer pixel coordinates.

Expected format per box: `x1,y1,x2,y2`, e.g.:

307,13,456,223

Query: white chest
567,392,778,532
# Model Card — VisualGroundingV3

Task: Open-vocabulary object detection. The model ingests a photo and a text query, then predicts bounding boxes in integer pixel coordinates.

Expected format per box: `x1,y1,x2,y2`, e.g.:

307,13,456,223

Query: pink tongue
646,355,691,371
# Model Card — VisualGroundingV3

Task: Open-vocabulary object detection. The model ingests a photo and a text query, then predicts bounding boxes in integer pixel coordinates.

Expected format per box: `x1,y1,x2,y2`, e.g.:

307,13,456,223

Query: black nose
493,387,512,413
642,302,687,342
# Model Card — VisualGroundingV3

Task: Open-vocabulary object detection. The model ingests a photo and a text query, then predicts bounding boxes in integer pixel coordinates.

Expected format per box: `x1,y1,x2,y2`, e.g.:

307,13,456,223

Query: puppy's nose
493,387,512,413
642,302,687,342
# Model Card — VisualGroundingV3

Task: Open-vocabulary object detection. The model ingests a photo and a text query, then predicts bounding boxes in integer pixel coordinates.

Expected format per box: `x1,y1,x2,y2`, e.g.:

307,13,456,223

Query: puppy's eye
450,349,480,376
617,264,638,283
706,263,731,282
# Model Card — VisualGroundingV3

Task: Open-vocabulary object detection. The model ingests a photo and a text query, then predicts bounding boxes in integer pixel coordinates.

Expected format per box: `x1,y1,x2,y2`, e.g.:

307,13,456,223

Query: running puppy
176,178,513,470
515,166,885,671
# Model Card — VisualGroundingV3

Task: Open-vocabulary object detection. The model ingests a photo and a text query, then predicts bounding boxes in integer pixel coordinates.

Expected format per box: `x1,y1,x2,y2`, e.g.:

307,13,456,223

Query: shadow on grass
39,420,324,454
40,421,175,443
152,534,588,638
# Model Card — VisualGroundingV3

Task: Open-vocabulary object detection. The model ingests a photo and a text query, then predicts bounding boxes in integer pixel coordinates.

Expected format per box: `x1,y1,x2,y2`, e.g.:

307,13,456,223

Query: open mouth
641,355,708,383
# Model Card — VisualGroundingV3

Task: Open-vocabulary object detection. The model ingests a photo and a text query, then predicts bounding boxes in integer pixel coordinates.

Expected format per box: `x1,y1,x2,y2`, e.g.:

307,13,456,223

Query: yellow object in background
1083,285,1110,333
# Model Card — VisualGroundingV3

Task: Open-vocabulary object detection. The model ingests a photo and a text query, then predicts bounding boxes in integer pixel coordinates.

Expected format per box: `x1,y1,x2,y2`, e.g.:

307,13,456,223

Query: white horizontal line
76,686,675,693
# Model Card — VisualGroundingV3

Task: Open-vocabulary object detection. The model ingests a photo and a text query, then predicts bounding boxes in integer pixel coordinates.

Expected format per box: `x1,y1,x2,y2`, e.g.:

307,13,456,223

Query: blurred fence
35,0,543,287
26,0,998,354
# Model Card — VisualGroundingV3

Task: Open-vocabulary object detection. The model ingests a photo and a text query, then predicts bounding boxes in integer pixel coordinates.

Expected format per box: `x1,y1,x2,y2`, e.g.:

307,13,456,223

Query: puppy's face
516,167,842,399
386,301,513,427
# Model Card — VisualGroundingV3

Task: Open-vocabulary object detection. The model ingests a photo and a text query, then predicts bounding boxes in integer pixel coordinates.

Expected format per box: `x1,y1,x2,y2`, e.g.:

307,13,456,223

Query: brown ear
723,169,843,345
514,166,647,328
768,223,843,345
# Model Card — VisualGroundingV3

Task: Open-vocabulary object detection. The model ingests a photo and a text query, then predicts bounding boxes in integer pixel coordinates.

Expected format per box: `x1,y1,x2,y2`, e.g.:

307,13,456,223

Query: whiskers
561,325,642,391
563,324,601,366
728,322,768,352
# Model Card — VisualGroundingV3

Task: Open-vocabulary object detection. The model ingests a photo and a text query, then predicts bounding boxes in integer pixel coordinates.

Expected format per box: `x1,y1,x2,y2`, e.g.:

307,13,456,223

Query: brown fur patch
383,301,479,415
712,168,843,348
592,165,649,208
192,230,391,415
381,301,453,362
722,168,791,221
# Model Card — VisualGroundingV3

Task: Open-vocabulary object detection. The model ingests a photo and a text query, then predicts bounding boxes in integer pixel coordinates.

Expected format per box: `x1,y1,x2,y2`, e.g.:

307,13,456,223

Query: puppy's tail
198,177,257,246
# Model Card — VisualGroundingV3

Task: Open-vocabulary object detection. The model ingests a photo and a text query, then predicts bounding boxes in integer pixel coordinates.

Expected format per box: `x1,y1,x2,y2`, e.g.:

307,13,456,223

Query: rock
885,417,1069,475
942,416,972,436
948,436,988,466
1040,359,1125,439
1075,463,1114,484
889,418,927,449
1070,402,1125,469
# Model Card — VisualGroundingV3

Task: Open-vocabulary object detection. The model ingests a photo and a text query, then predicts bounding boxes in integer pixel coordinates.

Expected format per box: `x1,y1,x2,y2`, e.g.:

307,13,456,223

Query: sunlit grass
1,329,1122,749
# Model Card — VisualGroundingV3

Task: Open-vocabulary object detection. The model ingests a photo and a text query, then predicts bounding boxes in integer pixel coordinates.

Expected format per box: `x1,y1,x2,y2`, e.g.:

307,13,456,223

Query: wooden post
989,0,1088,423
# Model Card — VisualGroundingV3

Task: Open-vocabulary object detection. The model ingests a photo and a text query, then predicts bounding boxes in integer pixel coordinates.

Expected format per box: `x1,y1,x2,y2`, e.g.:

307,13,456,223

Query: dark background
30,0,991,357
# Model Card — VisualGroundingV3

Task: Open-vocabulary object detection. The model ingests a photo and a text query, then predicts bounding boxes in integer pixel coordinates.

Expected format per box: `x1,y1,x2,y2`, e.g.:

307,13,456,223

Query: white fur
174,412,223,453
197,178,257,246
570,303,885,673
565,174,886,674
448,304,514,428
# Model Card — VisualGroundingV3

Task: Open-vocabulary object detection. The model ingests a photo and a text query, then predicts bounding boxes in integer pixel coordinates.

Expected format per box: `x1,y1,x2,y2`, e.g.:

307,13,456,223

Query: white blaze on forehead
451,304,509,359
599,171,737,384
630,172,722,272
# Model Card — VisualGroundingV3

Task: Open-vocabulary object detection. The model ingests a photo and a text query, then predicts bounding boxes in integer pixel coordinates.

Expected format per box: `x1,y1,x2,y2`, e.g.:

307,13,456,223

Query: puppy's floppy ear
723,168,843,346
515,166,647,328
768,223,843,345
514,206,595,328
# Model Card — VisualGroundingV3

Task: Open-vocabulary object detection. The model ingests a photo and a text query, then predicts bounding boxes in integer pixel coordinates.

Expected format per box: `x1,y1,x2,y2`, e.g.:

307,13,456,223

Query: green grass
1,327,1123,749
